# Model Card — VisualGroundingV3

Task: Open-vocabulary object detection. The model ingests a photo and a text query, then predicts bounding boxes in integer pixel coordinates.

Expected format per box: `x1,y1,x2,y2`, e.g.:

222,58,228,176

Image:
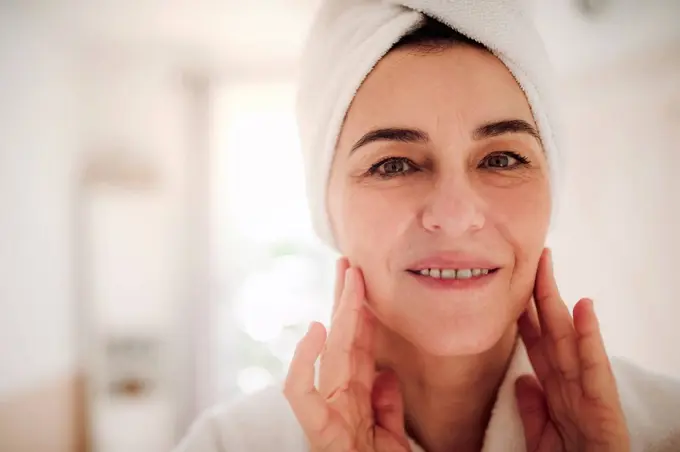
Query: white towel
296,0,563,248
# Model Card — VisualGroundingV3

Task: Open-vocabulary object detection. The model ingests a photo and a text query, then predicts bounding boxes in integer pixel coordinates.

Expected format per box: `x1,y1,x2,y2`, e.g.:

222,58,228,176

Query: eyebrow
473,119,540,141
350,128,428,154
350,119,540,154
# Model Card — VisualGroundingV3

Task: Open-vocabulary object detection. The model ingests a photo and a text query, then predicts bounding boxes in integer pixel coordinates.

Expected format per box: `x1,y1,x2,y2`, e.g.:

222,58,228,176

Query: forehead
340,46,535,143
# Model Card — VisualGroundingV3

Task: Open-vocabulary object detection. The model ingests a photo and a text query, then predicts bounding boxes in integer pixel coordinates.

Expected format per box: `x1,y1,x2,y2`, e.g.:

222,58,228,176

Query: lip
407,252,501,272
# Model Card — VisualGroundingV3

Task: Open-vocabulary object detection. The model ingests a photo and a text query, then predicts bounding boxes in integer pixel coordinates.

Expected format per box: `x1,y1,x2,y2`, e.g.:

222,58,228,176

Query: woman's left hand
515,249,630,452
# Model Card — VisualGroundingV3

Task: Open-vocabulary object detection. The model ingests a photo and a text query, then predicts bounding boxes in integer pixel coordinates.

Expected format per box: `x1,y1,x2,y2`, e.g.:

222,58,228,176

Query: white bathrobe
174,341,680,452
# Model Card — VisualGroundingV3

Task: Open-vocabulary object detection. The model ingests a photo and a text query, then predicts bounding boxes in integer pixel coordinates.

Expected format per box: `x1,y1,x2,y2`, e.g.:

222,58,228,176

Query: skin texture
283,45,630,452
327,45,550,358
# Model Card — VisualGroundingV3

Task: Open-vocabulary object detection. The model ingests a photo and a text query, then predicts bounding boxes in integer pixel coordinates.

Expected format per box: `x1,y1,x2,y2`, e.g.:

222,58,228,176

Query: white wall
77,51,205,451
550,48,680,377
0,11,78,397
0,9,206,450
531,0,680,76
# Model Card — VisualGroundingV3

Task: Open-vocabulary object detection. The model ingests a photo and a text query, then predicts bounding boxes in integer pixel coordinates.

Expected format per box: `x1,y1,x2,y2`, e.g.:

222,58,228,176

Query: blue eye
368,157,417,178
479,151,530,169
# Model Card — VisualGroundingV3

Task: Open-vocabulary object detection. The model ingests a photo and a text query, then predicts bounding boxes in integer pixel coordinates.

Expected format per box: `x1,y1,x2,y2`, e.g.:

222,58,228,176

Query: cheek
334,184,415,260
484,178,550,296
483,175,550,240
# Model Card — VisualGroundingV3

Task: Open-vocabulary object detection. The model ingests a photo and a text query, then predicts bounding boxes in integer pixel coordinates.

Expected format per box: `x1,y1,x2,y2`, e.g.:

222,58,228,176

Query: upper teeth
419,268,490,279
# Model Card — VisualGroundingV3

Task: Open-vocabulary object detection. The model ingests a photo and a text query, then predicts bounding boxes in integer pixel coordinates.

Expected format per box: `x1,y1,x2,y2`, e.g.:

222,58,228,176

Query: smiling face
327,45,551,356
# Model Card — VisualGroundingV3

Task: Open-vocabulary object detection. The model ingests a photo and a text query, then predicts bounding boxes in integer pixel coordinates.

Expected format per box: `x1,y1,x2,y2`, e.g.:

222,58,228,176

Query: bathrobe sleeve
172,385,308,452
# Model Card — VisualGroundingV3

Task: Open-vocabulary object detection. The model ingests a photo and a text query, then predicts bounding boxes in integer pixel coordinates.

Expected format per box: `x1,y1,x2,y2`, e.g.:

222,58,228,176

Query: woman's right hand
283,258,412,452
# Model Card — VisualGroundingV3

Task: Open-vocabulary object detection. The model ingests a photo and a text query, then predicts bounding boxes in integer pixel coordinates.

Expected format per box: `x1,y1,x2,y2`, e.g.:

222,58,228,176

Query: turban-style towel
296,0,562,248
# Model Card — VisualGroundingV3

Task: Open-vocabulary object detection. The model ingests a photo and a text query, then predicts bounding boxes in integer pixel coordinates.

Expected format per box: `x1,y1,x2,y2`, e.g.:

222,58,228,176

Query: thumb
515,375,548,452
372,370,409,445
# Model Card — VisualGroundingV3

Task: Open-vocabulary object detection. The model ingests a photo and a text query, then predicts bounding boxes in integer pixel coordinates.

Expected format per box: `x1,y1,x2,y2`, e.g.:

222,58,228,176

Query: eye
368,157,417,178
479,151,530,170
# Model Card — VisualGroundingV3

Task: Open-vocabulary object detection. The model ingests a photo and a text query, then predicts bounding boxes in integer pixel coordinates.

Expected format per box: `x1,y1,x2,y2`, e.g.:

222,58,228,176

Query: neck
375,326,518,452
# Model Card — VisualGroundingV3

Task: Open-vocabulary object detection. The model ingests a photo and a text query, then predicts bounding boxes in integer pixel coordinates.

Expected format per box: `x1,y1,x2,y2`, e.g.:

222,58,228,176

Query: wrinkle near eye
476,166,543,188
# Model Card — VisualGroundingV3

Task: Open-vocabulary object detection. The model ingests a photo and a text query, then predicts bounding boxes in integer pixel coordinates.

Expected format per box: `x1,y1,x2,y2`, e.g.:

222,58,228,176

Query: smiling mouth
407,267,500,280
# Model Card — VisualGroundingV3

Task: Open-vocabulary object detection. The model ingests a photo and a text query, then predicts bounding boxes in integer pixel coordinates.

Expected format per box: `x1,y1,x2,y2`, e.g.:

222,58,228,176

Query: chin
415,318,509,356
364,269,528,357
379,297,516,357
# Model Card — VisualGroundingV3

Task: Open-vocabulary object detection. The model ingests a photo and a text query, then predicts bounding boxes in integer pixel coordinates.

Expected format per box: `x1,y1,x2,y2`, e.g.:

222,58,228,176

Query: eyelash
367,157,420,179
366,151,531,179
478,151,532,169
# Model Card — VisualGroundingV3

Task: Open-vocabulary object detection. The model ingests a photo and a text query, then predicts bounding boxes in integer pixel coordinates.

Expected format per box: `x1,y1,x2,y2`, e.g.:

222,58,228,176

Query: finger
533,249,581,382
372,370,408,445
332,257,350,316
351,268,376,390
515,375,549,452
284,322,346,447
319,267,364,397
574,298,618,402
517,302,551,384
533,248,559,306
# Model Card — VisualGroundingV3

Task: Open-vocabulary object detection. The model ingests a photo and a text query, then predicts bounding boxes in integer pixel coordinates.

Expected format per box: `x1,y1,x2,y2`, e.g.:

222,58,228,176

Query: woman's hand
516,249,630,452
284,258,411,452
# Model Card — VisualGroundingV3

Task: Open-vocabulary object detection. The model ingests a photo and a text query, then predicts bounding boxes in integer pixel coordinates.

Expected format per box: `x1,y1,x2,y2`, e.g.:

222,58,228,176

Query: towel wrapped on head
296,0,562,248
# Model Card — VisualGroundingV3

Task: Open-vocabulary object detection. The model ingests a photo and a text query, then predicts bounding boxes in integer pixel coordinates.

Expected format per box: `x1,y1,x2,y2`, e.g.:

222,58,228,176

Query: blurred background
0,0,679,451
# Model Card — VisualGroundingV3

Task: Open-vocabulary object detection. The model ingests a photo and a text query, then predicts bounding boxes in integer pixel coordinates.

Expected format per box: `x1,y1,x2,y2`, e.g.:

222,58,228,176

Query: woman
176,1,680,451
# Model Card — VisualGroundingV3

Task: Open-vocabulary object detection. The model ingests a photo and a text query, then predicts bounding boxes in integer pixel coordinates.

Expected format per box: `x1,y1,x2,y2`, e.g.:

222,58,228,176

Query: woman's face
327,45,551,356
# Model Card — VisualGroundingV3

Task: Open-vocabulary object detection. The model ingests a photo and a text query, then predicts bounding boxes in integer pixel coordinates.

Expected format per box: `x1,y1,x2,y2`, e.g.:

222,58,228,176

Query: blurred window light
211,81,335,402
237,366,275,395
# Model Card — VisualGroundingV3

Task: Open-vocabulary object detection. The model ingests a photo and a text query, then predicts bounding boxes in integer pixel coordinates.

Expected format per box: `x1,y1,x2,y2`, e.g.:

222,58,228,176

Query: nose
420,174,486,236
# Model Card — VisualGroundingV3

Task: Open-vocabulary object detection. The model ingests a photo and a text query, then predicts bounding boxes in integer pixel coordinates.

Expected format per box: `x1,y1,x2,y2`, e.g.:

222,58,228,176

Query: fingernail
307,322,315,333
